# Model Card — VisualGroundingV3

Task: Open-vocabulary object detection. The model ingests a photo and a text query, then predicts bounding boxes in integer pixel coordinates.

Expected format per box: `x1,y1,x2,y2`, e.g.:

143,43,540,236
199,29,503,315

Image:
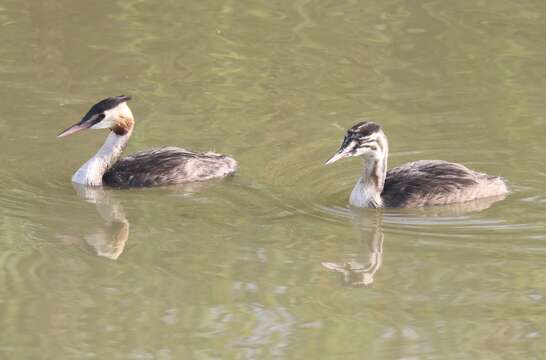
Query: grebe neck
350,152,388,208
72,120,134,186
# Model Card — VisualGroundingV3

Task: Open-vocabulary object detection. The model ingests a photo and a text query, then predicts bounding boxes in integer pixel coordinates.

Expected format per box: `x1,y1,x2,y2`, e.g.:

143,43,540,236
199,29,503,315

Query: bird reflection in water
322,209,384,287
322,194,506,287
67,181,216,259
72,184,129,260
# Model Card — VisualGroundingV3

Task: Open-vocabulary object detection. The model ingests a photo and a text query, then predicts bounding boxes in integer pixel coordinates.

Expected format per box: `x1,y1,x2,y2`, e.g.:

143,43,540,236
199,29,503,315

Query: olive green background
1,1,546,358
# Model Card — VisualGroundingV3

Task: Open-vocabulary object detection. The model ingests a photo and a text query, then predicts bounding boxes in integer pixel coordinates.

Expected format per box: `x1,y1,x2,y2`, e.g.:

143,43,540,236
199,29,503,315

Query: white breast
349,178,383,208
72,157,109,186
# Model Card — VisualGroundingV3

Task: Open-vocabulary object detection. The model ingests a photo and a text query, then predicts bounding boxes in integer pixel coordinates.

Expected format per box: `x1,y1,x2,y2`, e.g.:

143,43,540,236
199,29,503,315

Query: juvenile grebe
58,95,237,187
325,121,508,208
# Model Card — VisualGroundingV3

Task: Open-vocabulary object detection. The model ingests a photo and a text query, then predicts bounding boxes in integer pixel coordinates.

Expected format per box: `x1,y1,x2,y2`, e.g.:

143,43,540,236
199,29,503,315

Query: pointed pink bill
57,122,92,138
325,148,352,165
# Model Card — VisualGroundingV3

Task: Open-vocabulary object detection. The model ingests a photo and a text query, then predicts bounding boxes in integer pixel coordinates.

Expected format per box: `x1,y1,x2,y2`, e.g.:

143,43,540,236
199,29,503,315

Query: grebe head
58,95,133,138
325,121,387,165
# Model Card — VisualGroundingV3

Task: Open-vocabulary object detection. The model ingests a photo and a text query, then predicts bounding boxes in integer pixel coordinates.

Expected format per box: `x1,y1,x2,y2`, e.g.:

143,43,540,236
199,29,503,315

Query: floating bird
58,96,237,187
325,121,508,208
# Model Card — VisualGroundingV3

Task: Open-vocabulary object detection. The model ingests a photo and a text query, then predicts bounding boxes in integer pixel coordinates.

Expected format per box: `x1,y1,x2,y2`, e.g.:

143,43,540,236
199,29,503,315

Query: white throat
349,134,389,208
72,129,132,186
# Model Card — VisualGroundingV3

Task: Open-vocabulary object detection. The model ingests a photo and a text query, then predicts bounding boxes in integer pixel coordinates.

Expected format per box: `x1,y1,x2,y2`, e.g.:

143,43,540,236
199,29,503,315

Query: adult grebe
325,121,508,208
58,95,237,187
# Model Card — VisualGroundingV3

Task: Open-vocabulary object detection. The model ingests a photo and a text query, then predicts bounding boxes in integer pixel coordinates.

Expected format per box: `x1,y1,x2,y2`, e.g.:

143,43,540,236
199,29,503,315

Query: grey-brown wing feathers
103,147,237,187
382,160,507,207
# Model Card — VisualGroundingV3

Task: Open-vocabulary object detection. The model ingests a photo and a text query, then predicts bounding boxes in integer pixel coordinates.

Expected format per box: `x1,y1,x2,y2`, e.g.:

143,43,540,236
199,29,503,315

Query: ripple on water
256,150,525,236
1,152,542,261
0,173,82,220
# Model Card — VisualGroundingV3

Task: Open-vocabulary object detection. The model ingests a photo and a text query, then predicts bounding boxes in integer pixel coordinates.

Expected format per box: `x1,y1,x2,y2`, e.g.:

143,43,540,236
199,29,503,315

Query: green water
2,0,546,358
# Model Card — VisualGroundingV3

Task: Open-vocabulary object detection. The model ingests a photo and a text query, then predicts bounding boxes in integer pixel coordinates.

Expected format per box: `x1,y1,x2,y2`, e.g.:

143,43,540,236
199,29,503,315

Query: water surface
1,0,546,358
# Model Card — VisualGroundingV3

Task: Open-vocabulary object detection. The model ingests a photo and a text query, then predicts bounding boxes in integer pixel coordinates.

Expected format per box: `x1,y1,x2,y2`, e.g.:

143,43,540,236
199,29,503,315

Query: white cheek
355,147,372,157
91,108,118,129
91,118,114,129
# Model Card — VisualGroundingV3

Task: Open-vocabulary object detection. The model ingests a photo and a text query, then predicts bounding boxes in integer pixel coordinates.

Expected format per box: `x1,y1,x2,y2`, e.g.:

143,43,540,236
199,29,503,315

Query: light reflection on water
2,0,546,358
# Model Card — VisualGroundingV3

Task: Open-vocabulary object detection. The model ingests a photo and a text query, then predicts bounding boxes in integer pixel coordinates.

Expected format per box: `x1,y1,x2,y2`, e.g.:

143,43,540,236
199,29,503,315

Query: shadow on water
321,194,507,287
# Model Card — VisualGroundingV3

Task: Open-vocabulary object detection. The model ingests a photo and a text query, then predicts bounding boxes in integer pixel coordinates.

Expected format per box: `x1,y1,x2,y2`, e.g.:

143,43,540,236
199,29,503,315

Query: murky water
2,0,546,358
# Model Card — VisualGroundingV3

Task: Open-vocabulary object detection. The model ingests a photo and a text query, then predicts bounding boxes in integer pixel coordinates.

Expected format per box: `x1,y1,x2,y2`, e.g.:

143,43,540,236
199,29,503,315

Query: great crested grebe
325,121,508,208
58,95,237,187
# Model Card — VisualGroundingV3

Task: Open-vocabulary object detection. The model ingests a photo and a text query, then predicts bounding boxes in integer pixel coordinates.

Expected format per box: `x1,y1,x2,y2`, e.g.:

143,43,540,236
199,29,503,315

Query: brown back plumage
382,160,507,207
103,147,237,187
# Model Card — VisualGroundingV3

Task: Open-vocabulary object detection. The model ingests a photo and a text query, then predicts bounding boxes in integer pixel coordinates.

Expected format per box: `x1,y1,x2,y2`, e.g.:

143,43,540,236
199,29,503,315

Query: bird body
380,160,507,208
103,147,237,187
59,96,237,187
326,121,508,208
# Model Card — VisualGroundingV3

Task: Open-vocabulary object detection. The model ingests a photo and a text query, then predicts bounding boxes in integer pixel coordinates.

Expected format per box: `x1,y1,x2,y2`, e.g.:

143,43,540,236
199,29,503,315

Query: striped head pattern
325,121,388,165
